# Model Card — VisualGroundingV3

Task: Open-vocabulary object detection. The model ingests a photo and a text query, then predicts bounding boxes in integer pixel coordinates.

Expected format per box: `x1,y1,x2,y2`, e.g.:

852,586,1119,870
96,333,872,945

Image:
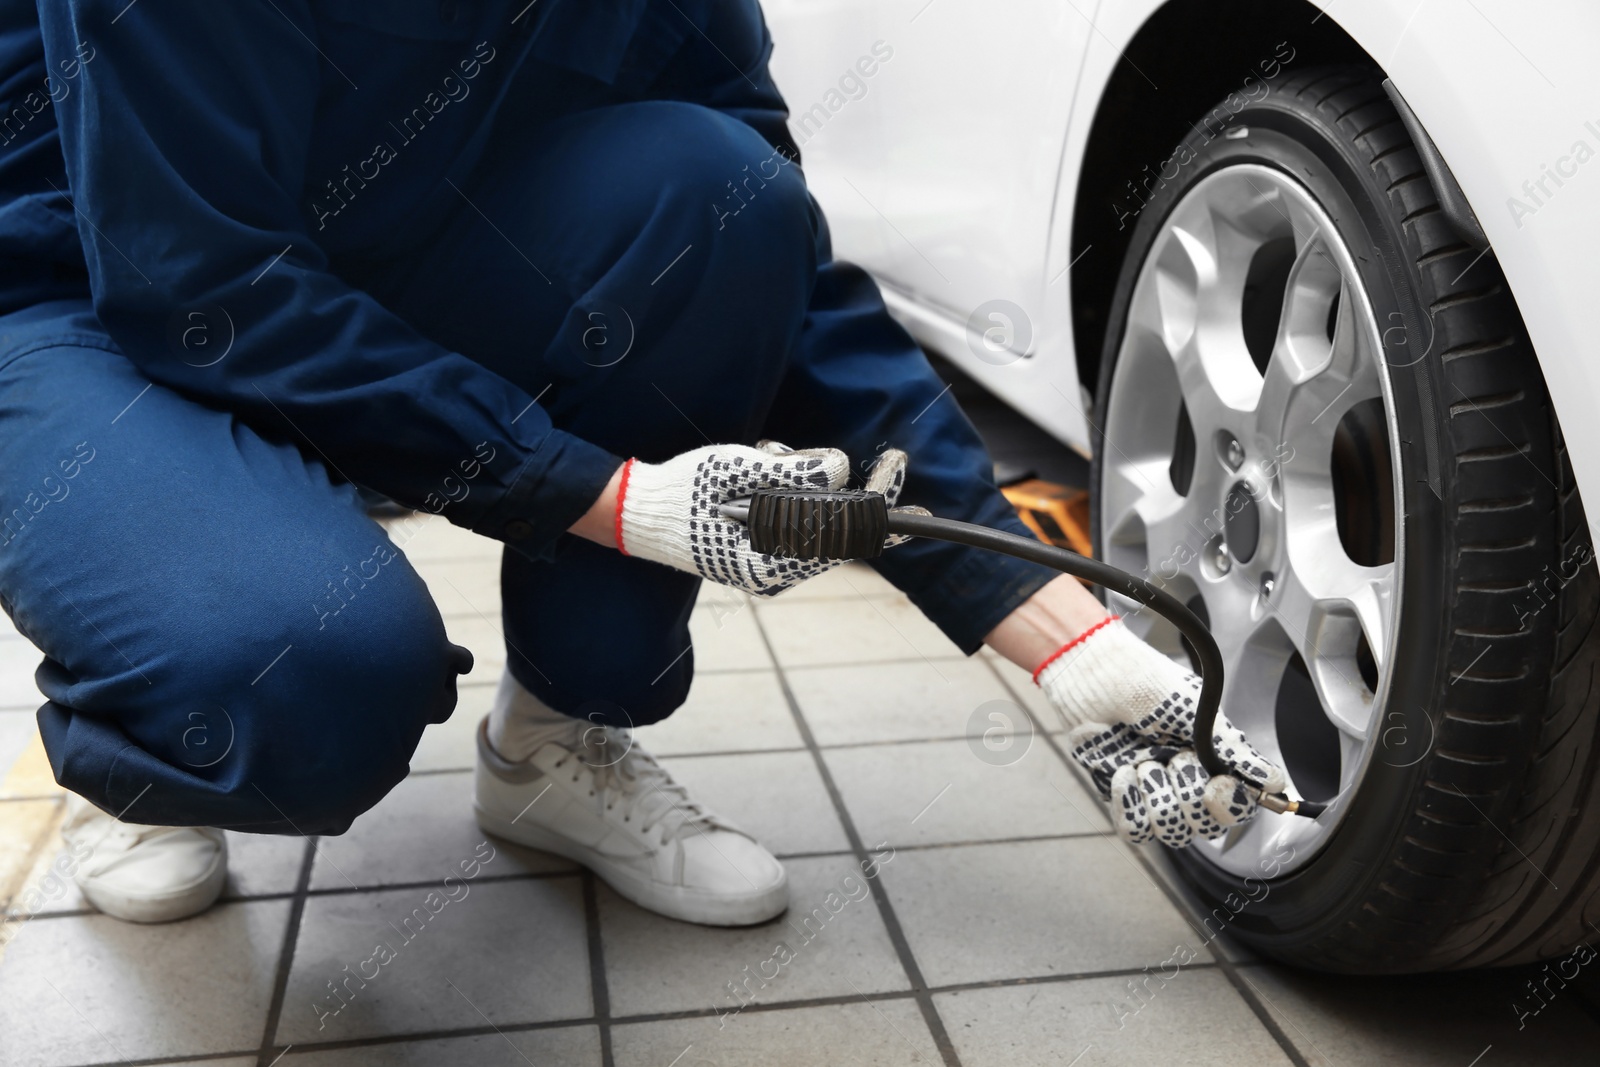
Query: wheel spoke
1257,240,1383,457
1268,555,1393,740
1130,204,1262,434
1338,731,1367,792
1209,592,1286,750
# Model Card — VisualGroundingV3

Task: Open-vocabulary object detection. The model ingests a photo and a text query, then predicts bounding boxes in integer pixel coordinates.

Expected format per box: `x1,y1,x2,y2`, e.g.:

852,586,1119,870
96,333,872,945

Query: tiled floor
3,514,1600,1066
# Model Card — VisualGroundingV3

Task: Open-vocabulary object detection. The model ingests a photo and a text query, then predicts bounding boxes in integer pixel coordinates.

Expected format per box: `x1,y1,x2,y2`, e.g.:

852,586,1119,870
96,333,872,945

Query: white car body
762,0,1600,522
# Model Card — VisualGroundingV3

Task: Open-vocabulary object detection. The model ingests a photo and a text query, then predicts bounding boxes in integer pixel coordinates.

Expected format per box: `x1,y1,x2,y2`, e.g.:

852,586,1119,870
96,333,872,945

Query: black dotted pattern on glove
1066,674,1279,847
685,453,837,594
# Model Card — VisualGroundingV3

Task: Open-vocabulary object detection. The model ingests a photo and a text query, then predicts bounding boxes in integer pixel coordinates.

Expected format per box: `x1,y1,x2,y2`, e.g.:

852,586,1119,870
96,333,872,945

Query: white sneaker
474,717,788,926
60,794,228,923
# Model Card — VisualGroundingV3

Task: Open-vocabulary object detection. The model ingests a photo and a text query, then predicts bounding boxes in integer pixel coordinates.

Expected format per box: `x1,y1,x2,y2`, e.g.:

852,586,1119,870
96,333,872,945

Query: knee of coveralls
374,98,819,464
38,561,472,836
416,102,820,730
0,332,476,836
501,535,698,730
543,101,819,455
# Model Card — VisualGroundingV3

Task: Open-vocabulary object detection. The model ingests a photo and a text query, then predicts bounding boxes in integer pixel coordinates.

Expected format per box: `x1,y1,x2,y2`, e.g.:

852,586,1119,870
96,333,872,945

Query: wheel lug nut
1226,438,1245,471
1260,571,1276,600
1209,539,1232,575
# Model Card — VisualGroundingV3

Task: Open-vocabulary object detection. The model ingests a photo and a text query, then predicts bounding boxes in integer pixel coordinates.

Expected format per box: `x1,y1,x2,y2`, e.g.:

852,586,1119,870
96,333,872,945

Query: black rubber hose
883,511,1229,777
728,490,1324,818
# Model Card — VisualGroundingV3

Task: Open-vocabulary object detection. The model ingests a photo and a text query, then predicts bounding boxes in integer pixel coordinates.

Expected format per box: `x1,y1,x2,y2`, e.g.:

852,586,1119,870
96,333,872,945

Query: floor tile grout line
10,831,1128,922
435,596,914,618
581,870,616,1067
405,729,1075,779
64,961,1236,1067
980,655,1315,1067
446,654,968,674
1210,962,1318,1067
64,1049,267,1067
6,868,588,922
610,960,1225,1023
254,836,318,1067
977,656,1097,795
748,607,964,1067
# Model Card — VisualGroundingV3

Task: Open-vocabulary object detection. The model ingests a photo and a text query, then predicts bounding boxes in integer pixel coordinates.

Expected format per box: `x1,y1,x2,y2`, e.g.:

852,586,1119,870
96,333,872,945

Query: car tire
1088,64,1600,972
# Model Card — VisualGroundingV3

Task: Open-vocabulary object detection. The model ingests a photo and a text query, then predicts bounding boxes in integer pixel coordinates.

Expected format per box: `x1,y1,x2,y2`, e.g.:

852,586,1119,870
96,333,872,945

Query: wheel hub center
1224,480,1261,564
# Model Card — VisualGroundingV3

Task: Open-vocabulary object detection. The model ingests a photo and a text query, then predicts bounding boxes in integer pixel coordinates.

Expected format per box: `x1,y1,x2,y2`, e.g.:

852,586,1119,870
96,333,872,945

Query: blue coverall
0,0,1053,834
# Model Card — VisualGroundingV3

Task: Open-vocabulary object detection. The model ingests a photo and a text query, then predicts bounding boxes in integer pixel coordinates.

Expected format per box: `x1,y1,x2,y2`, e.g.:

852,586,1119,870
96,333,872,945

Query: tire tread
1282,66,1596,971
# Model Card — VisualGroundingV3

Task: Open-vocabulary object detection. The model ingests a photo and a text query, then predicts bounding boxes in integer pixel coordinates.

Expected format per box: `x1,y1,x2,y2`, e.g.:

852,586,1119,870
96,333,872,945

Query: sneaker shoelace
552,726,722,846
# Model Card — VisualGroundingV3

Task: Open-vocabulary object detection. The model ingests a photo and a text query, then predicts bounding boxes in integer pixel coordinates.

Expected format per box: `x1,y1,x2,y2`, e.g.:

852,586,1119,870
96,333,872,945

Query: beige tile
1242,963,1600,1067
788,658,1018,747
226,832,309,899
937,971,1294,1067
409,682,496,773
689,604,773,672
1138,846,1259,964
310,771,572,890
415,557,502,618
766,562,900,601
383,513,500,563
754,597,961,668
277,877,590,1043
599,855,910,1016
632,671,802,756
0,637,42,710
695,580,750,612
981,652,1061,727
0,899,286,1066
0,711,38,787
285,1027,602,1066
0,723,62,800
658,751,849,856
876,838,1203,986
611,997,942,1067
6,827,82,919
0,797,60,914
823,738,1107,849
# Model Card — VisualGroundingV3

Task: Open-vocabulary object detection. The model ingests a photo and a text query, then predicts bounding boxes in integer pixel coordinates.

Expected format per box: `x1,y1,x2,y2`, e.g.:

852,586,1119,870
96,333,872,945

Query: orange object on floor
1002,479,1094,557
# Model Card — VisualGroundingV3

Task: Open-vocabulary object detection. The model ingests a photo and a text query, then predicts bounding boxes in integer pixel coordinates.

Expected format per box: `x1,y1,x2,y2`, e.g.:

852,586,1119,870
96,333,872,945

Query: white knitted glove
1037,617,1287,847
617,440,912,595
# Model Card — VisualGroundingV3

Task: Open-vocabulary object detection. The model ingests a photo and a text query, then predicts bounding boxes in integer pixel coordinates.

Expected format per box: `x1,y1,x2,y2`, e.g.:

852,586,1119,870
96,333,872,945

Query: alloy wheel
1097,163,1404,877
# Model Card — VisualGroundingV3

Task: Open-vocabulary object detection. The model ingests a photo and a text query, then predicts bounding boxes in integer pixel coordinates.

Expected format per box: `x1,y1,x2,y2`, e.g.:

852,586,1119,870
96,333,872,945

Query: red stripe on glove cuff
614,458,636,555
1031,615,1120,685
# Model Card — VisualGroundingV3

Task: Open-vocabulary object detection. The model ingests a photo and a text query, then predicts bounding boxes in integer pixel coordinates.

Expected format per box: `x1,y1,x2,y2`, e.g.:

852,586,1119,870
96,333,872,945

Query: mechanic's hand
616,440,914,595
1036,617,1286,846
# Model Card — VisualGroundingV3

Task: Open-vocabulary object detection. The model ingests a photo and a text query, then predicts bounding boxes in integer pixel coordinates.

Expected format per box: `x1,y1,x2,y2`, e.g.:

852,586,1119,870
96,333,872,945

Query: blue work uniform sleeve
36,0,619,555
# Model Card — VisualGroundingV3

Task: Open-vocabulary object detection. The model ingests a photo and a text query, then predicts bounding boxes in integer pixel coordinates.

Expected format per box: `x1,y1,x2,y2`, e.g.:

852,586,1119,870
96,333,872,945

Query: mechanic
0,0,1282,925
